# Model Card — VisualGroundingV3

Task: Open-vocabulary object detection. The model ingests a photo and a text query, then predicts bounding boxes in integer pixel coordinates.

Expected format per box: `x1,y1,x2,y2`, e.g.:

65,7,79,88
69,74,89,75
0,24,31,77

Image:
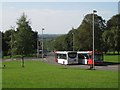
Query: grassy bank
104,55,119,63
2,60,118,88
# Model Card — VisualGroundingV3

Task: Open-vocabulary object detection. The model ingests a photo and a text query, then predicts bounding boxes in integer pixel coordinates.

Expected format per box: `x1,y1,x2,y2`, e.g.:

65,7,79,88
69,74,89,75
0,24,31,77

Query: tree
102,28,116,54
65,28,76,51
102,29,110,54
2,32,6,56
76,14,106,51
54,35,66,51
53,13,106,51
0,31,2,57
14,13,35,56
31,31,38,53
2,28,15,56
103,14,120,54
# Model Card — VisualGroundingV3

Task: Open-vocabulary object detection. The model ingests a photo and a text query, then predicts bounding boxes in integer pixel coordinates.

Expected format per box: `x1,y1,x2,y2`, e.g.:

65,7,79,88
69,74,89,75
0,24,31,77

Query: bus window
83,54,89,59
78,54,89,59
94,54,103,61
57,54,67,59
78,54,84,59
57,54,60,59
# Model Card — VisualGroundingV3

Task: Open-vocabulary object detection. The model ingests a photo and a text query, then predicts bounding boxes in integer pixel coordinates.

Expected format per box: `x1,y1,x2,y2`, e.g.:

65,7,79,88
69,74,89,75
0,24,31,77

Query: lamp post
42,27,44,59
37,32,39,58
92,10,97,69
72,32,74,51
11,31,13,60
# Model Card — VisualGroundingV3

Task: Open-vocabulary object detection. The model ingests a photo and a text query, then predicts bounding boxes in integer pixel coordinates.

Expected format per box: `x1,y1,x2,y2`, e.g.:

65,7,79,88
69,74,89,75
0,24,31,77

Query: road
45,52,120,72
2,52,120,72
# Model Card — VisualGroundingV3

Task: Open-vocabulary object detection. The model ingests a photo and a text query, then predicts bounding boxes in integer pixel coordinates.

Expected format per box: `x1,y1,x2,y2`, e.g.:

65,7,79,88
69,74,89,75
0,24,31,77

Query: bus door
78,54,84,64
78,54,89,64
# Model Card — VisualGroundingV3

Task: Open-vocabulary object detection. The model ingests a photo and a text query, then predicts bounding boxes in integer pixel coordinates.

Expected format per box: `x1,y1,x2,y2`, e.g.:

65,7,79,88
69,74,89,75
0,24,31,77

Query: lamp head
93,10,97,13
42,27,44,30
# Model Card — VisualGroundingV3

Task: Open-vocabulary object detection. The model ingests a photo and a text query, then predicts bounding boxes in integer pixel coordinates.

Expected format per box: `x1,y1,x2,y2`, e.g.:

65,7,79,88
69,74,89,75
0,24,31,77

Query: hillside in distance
38,34,64,40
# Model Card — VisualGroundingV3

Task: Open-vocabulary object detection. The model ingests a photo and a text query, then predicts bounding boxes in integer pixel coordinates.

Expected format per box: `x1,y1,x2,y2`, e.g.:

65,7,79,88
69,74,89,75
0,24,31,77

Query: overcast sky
1,2,118,34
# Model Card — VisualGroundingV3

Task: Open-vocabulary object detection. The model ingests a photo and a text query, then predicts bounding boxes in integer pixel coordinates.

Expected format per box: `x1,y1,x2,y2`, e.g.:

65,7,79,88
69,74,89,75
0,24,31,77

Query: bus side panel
58,59,68,65
82,59,87,64
68,57,78,64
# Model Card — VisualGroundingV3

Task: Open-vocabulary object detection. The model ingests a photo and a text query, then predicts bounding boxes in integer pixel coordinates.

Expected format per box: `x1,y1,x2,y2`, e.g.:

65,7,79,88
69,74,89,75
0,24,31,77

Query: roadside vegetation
1,13,120,59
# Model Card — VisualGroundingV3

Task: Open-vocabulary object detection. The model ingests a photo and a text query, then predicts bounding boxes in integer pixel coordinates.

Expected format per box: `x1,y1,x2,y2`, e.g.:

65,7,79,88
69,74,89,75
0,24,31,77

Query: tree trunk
118,51,119,55
105,51,107,55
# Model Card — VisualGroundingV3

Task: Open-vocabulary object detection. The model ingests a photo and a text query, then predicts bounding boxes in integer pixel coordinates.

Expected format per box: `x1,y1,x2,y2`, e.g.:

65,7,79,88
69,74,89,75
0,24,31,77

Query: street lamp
37,32,39,58
72,32,74,51
42,27,44,59
11,31,13,60
92,10,97,69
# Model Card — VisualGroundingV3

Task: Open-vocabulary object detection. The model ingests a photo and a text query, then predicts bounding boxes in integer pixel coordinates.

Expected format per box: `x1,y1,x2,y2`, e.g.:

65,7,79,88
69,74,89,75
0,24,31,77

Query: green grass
3,55,22,59
3,56,11,59
3,54,37,59
2,60,118,88
104,55,119,63
106,51,119,55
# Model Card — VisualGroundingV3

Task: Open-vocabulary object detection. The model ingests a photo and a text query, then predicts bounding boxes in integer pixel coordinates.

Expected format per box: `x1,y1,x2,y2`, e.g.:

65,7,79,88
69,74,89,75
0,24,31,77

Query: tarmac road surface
2,52,119,72
45,52,120,72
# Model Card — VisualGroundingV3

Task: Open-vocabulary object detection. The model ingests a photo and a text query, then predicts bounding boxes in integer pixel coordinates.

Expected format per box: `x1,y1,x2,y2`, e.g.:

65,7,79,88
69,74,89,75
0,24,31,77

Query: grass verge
104,55,119,63
2,60,118,88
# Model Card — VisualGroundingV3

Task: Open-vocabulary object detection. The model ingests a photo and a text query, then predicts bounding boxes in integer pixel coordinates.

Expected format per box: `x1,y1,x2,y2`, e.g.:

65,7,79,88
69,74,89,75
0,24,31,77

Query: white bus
54,51,78,65
77,51,103,65
77,51,90,64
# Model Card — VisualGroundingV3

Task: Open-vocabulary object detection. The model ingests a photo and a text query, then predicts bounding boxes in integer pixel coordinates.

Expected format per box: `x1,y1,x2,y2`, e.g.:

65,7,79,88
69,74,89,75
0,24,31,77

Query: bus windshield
68,52,77,58
89,54,103,61
94,54,103,61
57,54,67,59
